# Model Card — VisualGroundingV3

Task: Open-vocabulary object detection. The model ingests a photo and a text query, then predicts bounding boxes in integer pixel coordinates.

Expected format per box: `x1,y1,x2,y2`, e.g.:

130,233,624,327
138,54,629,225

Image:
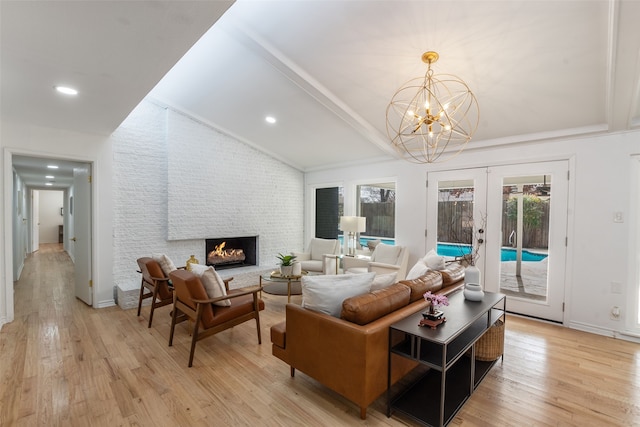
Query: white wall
37,190,63,244
305,131,640,337
110,100,304,292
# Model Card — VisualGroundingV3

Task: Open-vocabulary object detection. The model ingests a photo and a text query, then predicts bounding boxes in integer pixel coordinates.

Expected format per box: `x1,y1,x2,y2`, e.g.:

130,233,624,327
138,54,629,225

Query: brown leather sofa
270,266,465,419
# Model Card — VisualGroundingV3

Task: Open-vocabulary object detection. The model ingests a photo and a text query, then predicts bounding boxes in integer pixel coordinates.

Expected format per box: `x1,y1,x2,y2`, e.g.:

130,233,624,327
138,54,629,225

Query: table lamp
339,216,366,256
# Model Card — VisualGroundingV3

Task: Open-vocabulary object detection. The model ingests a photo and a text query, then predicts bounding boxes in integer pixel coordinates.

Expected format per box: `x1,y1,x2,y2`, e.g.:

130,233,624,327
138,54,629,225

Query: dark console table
387,290,506,426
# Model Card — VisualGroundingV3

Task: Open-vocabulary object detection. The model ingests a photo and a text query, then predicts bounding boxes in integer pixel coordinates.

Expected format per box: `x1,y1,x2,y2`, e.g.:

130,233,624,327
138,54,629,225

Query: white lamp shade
339,216,366,233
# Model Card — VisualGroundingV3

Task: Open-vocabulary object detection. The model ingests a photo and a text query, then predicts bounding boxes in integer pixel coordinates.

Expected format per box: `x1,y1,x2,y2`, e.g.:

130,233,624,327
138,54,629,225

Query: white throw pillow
190,263,230,307
406,260,430,280
370,272,398,291
152,253,177,277
423,249,446,271
301,272,375,317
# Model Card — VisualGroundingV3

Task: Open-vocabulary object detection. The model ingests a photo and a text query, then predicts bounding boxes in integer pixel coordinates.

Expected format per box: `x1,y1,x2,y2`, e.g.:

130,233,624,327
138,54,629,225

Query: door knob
71,237,77,242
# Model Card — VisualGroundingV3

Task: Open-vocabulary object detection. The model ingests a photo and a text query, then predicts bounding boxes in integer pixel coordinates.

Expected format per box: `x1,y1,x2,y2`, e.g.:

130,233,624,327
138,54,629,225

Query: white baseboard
569,320,640,343
96,299,116,308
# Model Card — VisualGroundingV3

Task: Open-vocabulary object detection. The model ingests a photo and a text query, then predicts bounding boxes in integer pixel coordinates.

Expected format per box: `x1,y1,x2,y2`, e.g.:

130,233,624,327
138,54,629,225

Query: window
356,181,396,244
315,186,343,239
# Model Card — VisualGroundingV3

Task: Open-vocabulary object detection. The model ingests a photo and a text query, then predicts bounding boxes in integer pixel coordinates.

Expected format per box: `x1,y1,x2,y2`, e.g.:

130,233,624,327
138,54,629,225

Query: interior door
31,190,39,252
73,165,92,306
427,161,569,322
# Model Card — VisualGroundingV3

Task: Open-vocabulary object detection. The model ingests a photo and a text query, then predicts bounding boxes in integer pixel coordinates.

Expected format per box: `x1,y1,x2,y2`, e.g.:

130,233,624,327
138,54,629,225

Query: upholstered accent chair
168,269,265,367
342,243,410,280
292,238,341,273
136,257,174,328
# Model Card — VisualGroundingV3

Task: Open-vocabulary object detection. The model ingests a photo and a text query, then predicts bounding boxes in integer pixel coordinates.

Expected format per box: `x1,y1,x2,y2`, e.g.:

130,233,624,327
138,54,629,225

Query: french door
427,161,569,322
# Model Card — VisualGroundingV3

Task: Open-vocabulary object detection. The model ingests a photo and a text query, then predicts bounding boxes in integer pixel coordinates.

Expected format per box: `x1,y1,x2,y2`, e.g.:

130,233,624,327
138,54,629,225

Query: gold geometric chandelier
386,51,479,163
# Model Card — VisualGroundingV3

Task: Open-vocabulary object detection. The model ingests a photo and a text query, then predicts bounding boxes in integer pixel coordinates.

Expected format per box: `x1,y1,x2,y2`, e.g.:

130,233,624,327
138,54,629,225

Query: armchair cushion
301,272,375,317
172,270,216,327
371,244,402,264
190,263,230,307
293,238,340,273
292,252,311,261
152,253,177,277
310,238,339,260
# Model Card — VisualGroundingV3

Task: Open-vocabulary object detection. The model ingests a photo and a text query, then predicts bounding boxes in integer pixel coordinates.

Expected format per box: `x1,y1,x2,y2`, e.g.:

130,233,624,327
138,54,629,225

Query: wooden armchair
168,269,265,367
136,257,174,328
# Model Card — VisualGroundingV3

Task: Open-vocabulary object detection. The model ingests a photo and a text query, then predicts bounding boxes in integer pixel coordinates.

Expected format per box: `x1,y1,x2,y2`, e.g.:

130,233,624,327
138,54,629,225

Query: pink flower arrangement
423,291,449,310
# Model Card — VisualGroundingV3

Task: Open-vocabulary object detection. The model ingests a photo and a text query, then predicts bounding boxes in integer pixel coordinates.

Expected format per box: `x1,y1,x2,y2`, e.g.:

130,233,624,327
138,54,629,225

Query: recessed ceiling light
54,86,78,96
45,182,53,186
45,175,55,179
265,116,276,124
47,165,59,169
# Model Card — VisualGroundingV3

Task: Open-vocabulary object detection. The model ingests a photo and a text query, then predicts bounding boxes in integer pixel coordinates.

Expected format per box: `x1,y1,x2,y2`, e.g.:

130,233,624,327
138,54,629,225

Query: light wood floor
1,244,639,426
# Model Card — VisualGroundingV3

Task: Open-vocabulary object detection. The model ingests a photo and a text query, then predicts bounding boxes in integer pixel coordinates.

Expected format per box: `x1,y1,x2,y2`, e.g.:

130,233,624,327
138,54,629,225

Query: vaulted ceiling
4,1,640,184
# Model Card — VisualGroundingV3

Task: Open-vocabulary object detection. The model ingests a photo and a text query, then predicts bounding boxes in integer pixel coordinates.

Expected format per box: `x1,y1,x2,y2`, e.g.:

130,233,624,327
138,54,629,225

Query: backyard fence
437,200,550,249
360,203,395,238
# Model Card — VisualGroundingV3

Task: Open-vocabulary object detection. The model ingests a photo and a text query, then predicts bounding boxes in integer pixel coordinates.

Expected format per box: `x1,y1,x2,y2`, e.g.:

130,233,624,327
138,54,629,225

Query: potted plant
277,253,297,277
422,291,449,320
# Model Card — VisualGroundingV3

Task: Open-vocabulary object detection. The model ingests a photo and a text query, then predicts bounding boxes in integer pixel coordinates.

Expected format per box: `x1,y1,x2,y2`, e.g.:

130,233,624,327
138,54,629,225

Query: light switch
614,212,624,223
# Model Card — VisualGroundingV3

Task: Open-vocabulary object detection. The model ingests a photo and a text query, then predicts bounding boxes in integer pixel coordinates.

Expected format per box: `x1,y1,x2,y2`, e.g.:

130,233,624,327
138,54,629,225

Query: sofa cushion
439,263,466,286
270,321,287,349
399,270,444,302
341,283,411,325
301,272,375,317
370,272,398,291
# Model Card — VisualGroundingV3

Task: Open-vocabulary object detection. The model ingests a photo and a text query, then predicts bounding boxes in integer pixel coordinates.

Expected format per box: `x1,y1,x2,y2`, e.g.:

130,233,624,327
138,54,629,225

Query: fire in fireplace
207,241,246,266
205,236,258,270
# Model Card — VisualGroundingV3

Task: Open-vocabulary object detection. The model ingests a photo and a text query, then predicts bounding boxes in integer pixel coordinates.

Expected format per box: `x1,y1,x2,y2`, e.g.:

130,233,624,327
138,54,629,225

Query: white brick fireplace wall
111,99,303,293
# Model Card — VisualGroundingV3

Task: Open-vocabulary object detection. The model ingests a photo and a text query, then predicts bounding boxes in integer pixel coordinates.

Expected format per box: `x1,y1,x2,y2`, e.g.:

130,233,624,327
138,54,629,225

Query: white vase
464,265,481,286
280,265,294,277
292,262,302,276
463,283,485,301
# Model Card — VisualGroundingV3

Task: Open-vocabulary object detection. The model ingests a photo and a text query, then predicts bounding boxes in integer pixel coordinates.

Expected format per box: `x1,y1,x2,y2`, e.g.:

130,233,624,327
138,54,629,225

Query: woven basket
475,319,505,361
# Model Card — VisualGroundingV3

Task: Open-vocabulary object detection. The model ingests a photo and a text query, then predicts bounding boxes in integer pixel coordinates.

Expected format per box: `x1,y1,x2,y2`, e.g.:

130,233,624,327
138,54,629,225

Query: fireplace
205,236,258,270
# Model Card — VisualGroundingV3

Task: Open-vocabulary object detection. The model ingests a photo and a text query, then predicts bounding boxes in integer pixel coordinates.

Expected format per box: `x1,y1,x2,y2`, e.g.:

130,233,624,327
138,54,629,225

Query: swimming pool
338,236,395,246
437,242,548,262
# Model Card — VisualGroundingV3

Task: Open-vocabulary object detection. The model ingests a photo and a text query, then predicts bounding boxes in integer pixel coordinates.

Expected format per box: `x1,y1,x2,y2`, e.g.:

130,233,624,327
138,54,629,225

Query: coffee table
387,290,506,426
259,271,305,303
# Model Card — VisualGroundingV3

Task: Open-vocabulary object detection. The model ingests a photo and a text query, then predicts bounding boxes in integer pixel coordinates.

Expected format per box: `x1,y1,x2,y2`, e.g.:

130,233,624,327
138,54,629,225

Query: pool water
437,243,548,262
337,238,548,262
338,236,395,246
